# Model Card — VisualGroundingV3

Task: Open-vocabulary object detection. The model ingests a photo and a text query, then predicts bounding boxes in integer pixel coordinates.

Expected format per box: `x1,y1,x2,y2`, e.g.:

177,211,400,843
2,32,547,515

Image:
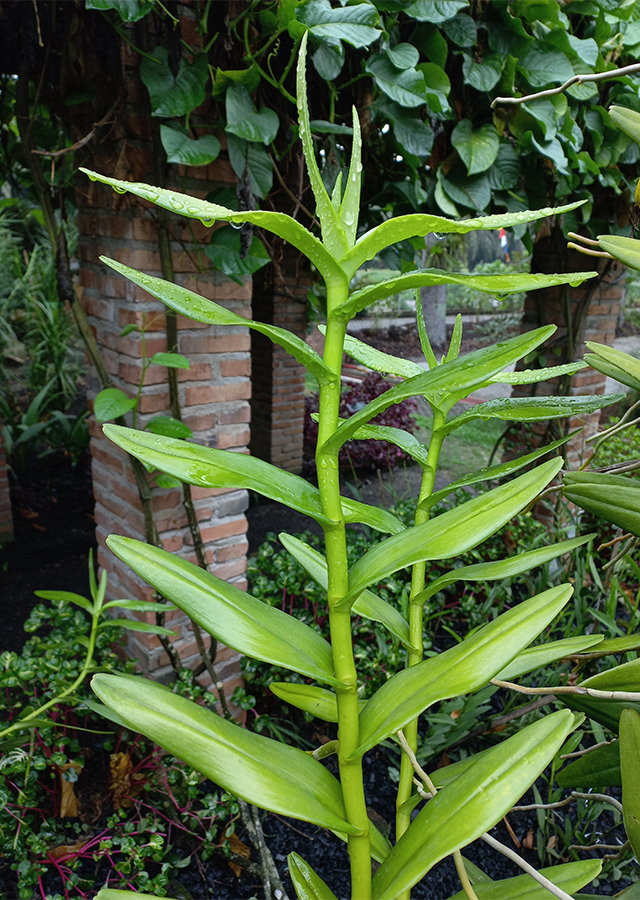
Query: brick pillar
518,239,625,468
0,426,13,546
250,241,310,474
74,12,248,699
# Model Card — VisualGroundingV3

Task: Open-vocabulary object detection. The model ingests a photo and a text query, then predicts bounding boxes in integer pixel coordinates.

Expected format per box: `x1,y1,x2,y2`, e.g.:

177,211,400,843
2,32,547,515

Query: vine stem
492,61,640,107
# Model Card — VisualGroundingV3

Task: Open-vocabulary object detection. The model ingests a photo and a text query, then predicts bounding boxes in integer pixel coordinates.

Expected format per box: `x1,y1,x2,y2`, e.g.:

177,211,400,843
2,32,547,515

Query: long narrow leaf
490,361,586,384
279,533,413,647
323,326,556,453
79,168,346,285
339,200,588,278
288,852,338,900
441,394,623,435
104,425,402,534
620,710,640,859
416,534,594,606
346,459,562,604
34,590,93,614
556,739,621,789
107,536,340,686
339,106,362,246
351,422,431,468
339,330,424,379
296,34,349,258
356,584,573,756
495,635,604,681
337,271,596,320
372,711,578,899
446,860,602,900
427,432,573,507
92,674,357,834
101,258,332,384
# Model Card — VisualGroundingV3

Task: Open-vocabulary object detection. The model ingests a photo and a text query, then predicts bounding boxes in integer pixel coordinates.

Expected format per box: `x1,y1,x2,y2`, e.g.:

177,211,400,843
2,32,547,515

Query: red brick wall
0,425,13,546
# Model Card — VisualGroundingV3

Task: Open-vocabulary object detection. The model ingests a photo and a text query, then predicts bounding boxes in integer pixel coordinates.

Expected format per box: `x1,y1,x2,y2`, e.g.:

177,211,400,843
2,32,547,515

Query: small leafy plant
84,38,623,900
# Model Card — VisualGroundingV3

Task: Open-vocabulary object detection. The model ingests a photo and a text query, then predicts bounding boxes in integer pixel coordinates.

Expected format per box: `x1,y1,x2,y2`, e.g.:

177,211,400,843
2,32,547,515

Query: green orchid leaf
563,474,640,537
339,107,362,245
205,227,270,283
288,852,338,900
101,258,331,384
270,683,341,722
107,535,340,686
34,590,93,614
94,387,136,423
352,422,431,468
556,739,621,789
336,269,596,320
98,619,177,637
489,361,586,384
621,710,640,859
104,422,402,534
372,710,578,899
347,459,562,604
559,658,640,732
451,120,500,175
146,416,193,439
609,105,640,144
585,340,640,392
356,584,573,756
417,534,594,607
495,634,604,681
278,533,413,648
598,234,640,271
155,473,182,489
336,330,424,379
79,169,345,285
103,423,332,521
428,432,573,508
324,327,558,453
80,699,129,729
92,674,357,834
338,200,588,277
296,34,349,257
447,860,602,900
160,124,220,167
149,351,190,369
102,598,176,613
584,355,640,393
577,633,640,659
441,394,623,435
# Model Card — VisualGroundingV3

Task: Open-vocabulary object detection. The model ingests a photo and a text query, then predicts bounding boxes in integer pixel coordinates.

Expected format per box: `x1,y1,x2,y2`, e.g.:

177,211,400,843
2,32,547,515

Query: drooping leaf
346,459,562,603
312,40,345,81
356,584,573,756
372,711,578,898
107,536,340,686
85,0,152,22
373,97,434,158
462,52,504,93
351,422,431,469
485,144,521,191
442,13,477,47
226,134,273,199
558,658,640,732
366,55,427,108
446,860,602,900
100,257,332,384
441,394,623,435
160,124,220,167
270,683,341,722
104,422,403,535
92,674,357,834
102,598,176,613
556,739,621,789
288,852,339,900
80,169,345,285
94,388,136,423
279,533,413,648
340,330,424,379
519,46,574,88
405,0,469,24
339,200,588,276
98,618,176,637
34,590,93,615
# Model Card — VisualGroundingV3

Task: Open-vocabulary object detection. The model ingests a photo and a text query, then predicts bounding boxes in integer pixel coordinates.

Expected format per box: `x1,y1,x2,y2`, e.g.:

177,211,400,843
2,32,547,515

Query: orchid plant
88,36,624,900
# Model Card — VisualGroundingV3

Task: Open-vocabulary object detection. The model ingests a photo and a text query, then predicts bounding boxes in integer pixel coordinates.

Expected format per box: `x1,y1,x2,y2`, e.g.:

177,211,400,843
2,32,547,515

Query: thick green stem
396,416,446,851
317,308,371,900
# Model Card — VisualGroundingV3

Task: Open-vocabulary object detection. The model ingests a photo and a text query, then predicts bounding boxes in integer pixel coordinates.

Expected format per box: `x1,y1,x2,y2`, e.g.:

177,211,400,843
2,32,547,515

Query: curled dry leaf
109,752,145,810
